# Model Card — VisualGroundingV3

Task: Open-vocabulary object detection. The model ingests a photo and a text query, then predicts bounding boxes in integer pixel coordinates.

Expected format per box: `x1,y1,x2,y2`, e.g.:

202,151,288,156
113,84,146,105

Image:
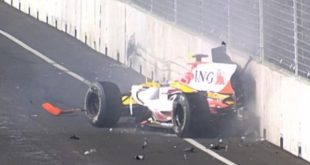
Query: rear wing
211,44,233,64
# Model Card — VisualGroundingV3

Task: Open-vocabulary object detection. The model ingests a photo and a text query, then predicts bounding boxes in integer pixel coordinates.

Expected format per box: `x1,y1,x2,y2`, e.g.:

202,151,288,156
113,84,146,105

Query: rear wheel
84,81,121,127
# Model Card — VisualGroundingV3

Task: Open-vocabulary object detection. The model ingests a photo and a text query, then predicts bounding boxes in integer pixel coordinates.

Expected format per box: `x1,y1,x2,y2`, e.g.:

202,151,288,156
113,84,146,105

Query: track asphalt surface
0,2,309,165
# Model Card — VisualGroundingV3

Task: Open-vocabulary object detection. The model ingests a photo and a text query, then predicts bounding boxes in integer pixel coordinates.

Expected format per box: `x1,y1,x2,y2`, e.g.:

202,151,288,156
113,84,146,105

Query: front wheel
84,81,121,127
172,94,192,137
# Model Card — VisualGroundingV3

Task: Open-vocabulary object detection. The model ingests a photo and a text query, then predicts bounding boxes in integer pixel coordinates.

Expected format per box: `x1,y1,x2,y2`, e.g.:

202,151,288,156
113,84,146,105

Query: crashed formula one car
84,44,244,137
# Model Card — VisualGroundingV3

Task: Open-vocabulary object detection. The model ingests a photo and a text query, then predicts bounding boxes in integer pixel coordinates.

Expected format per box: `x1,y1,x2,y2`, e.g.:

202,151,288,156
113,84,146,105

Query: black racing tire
172,93,192,137
84,81,121,127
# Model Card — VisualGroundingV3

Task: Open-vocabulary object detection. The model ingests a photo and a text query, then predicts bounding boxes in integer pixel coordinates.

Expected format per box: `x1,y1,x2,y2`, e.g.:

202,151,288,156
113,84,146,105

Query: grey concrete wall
5,0,310,161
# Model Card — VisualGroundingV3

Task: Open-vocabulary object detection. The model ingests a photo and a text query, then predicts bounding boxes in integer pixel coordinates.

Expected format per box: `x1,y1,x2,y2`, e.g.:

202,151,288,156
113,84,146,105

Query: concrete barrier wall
5,0,310,161
232,52,310,161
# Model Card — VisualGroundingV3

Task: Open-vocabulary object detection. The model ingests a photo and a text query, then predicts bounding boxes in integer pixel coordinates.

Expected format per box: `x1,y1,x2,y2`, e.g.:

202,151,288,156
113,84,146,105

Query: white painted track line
184,138,237,165
0,29,91,86
0,29,238,165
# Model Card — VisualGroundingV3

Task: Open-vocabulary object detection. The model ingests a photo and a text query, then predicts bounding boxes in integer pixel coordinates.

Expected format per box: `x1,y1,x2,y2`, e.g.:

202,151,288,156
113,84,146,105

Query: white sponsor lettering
189,63,237,92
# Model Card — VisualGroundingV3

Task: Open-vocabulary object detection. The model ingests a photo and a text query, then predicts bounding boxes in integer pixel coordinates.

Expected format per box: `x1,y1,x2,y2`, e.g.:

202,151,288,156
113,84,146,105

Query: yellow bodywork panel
225,100,235,105
141,81,160,88
208,92,230,100
121,95,137,105
169,81,196,93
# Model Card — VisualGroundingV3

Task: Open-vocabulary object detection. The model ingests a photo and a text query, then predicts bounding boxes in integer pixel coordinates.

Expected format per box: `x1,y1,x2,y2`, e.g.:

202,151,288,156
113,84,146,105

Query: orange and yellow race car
84,44,245,137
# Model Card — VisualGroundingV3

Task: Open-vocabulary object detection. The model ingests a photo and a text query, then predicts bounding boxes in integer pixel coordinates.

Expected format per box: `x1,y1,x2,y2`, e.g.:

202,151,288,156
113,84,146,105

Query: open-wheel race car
84,44,245,137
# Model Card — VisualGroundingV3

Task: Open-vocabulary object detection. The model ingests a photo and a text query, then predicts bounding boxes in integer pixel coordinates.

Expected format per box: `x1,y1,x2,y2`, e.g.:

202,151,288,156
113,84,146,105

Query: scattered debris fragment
184,154,188,160
218,138,223,144
184,147,195,153
209,139,228,151
109,128,113,132
31,114,38,117
239,136,246,146
210,144,227,150
69,135,80,140
29,100,33,104
16,86,20,89
183,147,196,160
225,145,229,152
84,148,96,155
42,102,83,116
134,154,144,160
142,138,148,149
